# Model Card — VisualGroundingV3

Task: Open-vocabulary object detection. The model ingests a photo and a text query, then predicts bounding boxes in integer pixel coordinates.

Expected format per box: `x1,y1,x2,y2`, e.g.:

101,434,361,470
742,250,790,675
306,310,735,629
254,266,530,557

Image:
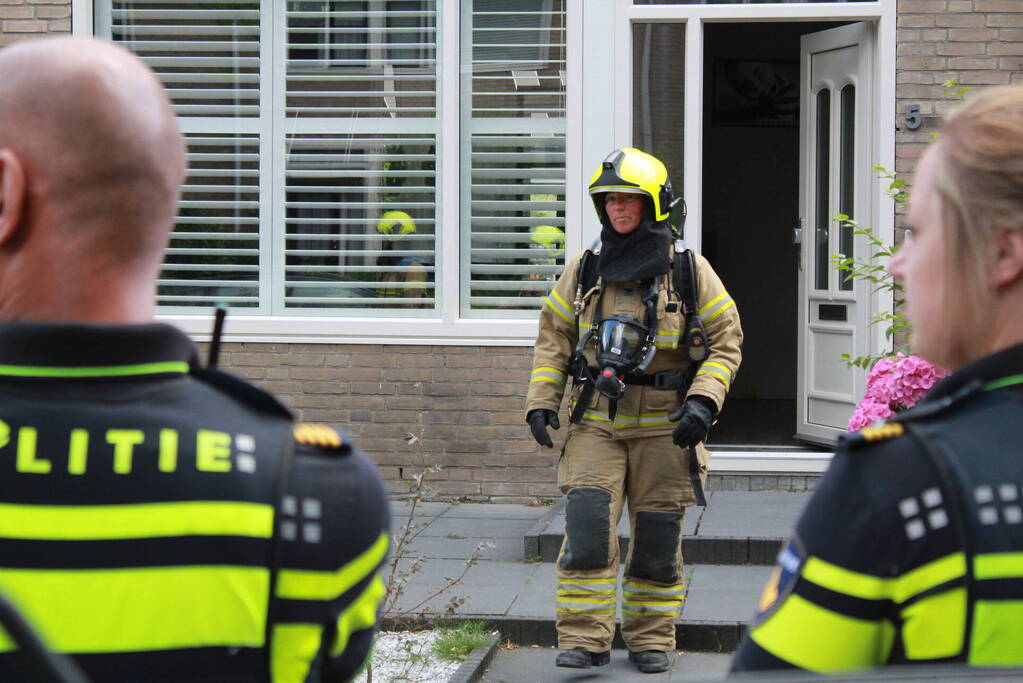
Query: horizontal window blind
462,0,567,316
284,134,437,310
286,1,437,117
159,134,262,309
107,1,261,118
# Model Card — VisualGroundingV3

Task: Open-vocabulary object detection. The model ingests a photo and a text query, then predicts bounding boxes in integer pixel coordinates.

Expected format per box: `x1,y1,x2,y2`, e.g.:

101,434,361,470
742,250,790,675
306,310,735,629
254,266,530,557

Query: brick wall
896,0,1023,188
0,0,70,45
201,342,562,504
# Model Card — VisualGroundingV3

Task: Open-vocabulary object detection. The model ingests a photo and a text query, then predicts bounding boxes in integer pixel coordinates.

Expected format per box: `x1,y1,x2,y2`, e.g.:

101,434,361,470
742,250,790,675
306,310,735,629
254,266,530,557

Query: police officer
0,37,390,682
732,85,1023,672
526,148,742,673
376,209,431,306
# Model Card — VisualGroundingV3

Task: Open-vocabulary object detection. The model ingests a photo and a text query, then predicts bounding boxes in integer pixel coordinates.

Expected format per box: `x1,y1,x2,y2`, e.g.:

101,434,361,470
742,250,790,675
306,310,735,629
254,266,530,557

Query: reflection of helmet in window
587,147,673,222
530,224,565,257
376,210,417,241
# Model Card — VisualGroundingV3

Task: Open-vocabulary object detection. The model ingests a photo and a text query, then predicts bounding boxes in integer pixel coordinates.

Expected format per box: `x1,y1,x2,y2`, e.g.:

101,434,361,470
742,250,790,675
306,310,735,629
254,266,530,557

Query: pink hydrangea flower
846,354,949,431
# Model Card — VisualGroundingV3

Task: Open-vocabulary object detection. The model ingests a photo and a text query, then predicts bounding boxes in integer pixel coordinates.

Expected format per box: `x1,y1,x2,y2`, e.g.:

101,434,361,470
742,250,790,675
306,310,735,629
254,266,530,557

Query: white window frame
77,0,581,345
74,0,891,349
617,0,896,363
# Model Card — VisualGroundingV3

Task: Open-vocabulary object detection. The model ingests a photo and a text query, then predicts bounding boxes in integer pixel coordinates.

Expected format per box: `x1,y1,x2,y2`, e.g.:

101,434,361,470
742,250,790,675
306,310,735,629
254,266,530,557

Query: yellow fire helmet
376,210,416,241
530,224,565,257
587,147,674,222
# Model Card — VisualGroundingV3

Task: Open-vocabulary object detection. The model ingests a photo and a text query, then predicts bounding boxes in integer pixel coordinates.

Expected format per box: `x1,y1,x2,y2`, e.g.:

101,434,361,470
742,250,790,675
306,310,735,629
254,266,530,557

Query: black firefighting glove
527,409,560,449
669,395,716,449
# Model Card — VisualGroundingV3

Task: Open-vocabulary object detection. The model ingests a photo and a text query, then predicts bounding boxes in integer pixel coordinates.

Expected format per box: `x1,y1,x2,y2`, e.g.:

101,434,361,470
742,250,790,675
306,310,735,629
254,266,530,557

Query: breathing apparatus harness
568,199,711,504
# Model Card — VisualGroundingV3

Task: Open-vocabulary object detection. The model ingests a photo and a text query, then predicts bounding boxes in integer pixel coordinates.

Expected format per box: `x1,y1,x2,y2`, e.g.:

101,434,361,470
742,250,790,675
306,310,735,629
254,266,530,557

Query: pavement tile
695,492,809,539
415,516,539,539
681,565,773,623
391,558,540,616
388,500,453,518
481,646,730,682
402,534,522,562
442,503,553,520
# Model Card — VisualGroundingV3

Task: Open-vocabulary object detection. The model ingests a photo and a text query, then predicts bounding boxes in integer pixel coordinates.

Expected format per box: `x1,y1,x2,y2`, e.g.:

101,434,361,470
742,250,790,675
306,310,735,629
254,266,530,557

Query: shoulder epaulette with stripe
293,423,344,449
845,421,905,447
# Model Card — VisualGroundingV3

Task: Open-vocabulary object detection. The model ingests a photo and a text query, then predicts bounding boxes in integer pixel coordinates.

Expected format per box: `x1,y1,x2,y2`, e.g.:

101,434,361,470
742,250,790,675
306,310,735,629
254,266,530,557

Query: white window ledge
161,314,540,346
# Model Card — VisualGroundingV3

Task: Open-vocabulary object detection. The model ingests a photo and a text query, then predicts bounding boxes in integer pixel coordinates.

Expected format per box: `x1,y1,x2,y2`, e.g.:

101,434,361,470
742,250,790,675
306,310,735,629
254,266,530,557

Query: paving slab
481,647,730,682
695,491,809,539
402,534,523,562
682,565,772,623
416,516,540,539
392,558,541,617
441,503,553,520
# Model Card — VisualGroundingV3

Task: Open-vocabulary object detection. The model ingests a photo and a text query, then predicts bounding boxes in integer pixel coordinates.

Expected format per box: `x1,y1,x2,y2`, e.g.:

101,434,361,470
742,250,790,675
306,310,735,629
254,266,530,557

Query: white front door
796,23,875,445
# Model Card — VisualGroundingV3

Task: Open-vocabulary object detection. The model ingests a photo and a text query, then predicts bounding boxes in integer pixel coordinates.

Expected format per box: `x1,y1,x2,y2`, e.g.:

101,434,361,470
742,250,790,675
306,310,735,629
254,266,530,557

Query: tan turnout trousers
555,423,694,653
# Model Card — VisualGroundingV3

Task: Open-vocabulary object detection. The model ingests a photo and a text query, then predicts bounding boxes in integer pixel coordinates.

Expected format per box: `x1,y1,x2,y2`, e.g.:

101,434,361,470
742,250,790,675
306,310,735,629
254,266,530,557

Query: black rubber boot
555,647,611,669
628,650,671,674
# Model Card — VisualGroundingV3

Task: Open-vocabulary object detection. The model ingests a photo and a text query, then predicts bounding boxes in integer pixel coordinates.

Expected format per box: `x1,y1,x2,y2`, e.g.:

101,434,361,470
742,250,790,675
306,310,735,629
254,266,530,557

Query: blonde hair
931,85,1023,315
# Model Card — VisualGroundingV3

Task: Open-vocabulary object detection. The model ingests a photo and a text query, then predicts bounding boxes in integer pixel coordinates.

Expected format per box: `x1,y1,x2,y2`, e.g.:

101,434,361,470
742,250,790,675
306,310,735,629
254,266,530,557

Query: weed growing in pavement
365,432,493,683
431,621,496,662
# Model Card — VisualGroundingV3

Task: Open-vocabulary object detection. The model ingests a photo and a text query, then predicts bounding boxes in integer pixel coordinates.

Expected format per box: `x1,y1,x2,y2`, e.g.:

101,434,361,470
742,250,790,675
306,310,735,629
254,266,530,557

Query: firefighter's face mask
580,315,657,401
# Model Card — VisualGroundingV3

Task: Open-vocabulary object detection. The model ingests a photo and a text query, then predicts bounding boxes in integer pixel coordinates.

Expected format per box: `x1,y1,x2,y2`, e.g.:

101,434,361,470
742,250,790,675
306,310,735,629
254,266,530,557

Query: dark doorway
701,22,839,447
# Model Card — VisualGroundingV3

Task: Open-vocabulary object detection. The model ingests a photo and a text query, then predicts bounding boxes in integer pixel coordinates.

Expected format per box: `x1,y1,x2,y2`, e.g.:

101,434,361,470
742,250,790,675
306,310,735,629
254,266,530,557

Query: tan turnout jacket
526,248,743,441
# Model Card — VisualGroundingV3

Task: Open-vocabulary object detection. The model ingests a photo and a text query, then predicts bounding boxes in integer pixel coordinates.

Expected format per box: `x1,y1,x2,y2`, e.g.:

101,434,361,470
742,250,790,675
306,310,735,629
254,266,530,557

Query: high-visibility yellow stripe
331,573,386,657
530,367,567,385
696,361,733,389
751,593,894,672
703,298,735,322
802,557,890,601
802,552,965,604
277,533,388,601
0,566,268,653
557,606,615,614
698,292,727,316
621,599,679,607
0,501,274,541
971,600,1023,665
893,553,966,603
545,291,575,323
0,362,188,378
974,552,1023,580
558,577,616,586
900,588,965,660
271,623,322,683
557,595,616,604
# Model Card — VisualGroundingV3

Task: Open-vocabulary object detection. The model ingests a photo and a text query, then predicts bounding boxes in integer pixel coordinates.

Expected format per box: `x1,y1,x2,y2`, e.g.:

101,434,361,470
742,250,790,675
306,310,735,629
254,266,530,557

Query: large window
97,1,565,319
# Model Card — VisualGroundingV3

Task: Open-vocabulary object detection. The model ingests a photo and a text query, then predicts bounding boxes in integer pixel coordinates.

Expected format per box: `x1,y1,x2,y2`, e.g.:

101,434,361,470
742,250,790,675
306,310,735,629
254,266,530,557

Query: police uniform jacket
526,248,743,442
0,322,390,683
732,344,1023,673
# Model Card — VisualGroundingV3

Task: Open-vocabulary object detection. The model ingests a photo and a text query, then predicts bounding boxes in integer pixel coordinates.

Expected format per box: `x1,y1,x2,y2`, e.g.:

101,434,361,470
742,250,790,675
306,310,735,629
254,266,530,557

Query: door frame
611,0,896,463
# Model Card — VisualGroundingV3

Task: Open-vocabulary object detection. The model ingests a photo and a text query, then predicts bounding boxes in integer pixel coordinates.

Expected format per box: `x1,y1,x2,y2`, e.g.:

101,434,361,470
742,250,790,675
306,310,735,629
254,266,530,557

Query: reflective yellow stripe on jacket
544,290,575,323
699,292,735,322
271,532,389,682
531,366,567,386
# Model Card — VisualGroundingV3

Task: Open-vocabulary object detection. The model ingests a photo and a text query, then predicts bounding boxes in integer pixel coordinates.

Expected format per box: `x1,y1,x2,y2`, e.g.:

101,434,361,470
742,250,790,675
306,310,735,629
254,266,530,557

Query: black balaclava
595,195,673,283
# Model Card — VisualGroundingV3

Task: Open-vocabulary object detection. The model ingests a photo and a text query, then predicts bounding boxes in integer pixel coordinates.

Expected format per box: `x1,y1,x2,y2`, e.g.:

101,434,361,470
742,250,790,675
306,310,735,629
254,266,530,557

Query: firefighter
732,85,1023,673
376,209,431,306
0,37,390,682
526,148,743,673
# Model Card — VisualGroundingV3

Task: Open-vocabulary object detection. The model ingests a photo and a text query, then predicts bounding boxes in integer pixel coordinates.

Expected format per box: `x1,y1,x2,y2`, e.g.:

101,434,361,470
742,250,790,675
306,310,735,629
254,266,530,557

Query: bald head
0,37,185,321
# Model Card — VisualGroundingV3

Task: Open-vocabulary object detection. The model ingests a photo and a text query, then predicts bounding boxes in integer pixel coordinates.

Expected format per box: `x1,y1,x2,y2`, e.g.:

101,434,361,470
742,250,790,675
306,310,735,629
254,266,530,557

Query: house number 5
905,104,923,130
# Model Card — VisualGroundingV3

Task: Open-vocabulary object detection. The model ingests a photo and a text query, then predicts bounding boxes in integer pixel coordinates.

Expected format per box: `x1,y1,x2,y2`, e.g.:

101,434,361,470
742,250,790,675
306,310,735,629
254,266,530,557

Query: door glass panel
839,84,855,291
814,88,830,291
633,23,685,227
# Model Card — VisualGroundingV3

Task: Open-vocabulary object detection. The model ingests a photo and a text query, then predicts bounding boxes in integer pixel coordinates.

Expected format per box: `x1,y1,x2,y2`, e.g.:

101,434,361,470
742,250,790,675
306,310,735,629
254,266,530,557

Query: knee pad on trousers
558,487,612,571
626,510,681,584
